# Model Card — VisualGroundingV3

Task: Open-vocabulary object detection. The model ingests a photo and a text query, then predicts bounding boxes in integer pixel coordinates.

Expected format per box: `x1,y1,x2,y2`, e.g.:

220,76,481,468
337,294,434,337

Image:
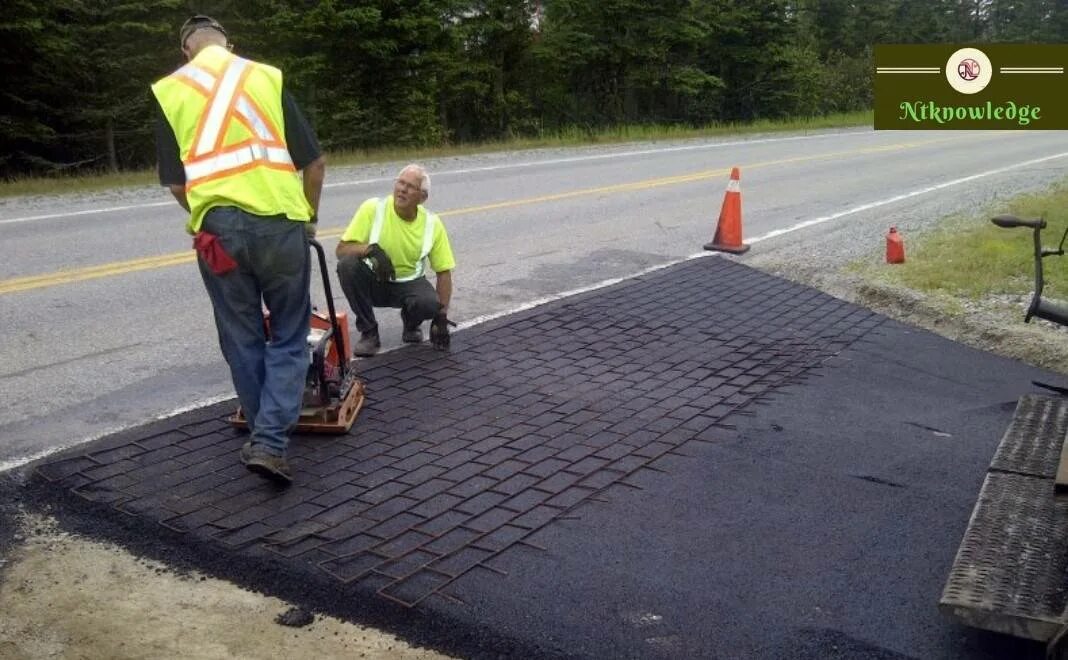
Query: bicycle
992,214,1068,396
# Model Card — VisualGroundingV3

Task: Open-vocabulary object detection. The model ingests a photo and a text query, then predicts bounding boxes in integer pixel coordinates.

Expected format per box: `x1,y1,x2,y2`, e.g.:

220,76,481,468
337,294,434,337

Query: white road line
0,394,232,473
0,201,173,226
0,131,857,226
4,146,1066,474
748,150,1068,243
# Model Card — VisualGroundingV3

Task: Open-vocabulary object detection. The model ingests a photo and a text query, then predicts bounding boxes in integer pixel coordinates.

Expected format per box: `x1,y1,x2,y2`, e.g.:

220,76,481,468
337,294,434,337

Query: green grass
0,111,872,199
854,181,1068,303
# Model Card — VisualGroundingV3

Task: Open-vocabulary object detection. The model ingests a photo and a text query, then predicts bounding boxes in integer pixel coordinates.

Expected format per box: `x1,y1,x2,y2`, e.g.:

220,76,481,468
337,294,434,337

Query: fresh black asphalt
9,256,1060,659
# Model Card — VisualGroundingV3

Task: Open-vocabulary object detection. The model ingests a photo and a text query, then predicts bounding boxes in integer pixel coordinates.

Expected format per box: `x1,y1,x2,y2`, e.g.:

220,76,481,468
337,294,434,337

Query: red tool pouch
192,231,238,275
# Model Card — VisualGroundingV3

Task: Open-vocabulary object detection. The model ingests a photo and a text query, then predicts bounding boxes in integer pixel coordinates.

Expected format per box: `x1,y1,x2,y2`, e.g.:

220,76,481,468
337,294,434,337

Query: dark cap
179,15,227,49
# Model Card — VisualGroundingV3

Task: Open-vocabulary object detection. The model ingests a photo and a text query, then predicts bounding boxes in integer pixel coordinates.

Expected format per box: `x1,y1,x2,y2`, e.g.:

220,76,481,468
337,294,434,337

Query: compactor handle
991,214,1046,229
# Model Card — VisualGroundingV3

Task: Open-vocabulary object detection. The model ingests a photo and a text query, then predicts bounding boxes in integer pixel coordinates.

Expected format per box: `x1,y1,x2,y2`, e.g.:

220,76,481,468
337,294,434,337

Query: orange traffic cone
704,167,749,254
886,226,905,264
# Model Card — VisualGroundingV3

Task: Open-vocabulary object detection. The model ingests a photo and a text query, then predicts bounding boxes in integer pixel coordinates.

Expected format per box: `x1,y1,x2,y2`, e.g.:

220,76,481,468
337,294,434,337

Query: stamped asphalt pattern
18,257,1057,659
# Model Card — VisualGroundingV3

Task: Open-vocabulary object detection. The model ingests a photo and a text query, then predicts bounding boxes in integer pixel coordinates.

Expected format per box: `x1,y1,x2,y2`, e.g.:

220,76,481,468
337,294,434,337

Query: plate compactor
228,238,366,434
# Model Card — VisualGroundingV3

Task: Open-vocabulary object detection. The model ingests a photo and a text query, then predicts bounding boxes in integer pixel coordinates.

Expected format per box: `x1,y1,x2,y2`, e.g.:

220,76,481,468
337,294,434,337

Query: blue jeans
198,207,310,456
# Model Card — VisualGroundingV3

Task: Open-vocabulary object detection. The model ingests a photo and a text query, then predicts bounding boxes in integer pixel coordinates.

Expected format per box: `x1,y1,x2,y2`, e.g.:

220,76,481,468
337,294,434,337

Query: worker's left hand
304,215,318,239
429,312,457,350
365,244,395,284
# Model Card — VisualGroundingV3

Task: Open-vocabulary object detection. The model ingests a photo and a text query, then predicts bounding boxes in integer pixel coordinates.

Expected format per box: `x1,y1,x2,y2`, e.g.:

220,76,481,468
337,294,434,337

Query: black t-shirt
154,87,321,186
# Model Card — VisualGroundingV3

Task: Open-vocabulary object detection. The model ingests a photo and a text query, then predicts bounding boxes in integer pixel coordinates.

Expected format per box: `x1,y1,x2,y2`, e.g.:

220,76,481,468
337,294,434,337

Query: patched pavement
17,257,1057,658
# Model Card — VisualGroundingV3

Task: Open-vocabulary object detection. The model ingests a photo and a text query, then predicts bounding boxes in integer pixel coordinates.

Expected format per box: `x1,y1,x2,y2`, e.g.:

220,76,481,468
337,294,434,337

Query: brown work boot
353,330,380,357
242,443,292,484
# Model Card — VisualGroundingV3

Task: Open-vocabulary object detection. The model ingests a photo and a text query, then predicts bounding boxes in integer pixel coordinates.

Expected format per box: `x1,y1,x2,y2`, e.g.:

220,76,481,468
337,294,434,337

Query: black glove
430,312,457,350
365,243,395,284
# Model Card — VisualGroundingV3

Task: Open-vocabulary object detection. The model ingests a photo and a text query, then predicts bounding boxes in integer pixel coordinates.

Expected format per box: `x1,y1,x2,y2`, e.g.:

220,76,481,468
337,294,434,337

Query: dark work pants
336,255,441,336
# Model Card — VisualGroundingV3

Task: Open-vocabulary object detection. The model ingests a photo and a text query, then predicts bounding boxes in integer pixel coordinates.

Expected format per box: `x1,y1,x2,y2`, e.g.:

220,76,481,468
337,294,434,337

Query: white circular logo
946,47,992,94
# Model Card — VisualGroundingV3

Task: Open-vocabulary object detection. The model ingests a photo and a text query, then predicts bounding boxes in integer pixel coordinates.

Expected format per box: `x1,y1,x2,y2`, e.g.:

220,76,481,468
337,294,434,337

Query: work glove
365,243,395,284
304,216,317,239
429,312,457,350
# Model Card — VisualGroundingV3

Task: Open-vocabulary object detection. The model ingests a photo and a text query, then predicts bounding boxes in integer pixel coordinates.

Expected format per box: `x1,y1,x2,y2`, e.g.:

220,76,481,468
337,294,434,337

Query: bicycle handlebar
991,213,1067,330
1029,298,1068,326
991,214,1046,229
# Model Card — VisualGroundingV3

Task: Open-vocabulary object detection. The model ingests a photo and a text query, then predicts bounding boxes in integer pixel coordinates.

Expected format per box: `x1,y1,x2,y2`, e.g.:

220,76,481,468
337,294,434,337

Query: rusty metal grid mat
940,471,1068,641
989,394,1068,479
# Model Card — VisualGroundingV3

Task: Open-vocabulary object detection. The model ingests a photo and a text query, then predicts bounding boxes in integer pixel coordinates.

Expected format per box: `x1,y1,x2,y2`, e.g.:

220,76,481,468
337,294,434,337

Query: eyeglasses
395,179,423,193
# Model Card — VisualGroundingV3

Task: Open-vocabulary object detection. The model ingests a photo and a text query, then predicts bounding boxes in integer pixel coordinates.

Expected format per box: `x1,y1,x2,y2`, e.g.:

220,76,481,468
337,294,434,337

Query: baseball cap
179,15,228,49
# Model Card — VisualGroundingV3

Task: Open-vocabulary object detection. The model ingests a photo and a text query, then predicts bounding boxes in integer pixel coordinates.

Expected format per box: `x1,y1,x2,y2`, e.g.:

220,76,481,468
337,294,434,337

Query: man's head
179,15,229,59
393,164,430,220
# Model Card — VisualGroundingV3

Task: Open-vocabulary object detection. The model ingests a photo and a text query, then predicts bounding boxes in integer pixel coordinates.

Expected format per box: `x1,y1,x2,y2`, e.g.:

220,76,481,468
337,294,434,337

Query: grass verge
846,181,1068,376
850,182,1068,308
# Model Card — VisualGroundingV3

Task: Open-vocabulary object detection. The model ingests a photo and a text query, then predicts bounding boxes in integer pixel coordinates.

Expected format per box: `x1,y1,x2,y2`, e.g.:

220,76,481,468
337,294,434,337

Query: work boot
241,443,292,485
353,329,380,357
400,310,423,344
402,324,423,344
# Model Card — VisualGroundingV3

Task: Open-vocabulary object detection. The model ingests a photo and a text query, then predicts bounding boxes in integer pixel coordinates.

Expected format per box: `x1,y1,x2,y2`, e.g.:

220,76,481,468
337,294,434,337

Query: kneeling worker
336,164,456,355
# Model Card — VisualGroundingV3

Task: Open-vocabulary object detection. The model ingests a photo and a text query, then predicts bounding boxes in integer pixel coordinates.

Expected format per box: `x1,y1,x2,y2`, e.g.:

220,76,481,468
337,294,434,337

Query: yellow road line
0,133,1003,296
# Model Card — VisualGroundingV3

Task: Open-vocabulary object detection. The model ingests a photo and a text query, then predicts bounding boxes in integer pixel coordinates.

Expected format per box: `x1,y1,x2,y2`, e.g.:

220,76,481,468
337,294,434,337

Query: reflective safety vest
151,45,312,233
366,197,439,282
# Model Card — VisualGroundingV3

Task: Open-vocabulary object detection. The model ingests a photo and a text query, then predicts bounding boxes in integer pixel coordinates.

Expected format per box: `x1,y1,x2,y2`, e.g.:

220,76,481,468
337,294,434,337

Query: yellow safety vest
151,45,313,233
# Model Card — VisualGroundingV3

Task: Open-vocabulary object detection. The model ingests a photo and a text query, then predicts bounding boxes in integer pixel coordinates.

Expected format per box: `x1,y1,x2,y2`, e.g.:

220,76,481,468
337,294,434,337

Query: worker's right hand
365,243,395,284
430,312,456,350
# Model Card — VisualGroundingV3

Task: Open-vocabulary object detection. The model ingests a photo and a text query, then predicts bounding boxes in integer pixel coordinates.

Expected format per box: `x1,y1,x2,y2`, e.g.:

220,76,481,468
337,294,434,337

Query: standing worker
336,164,456,355
151,15,325,484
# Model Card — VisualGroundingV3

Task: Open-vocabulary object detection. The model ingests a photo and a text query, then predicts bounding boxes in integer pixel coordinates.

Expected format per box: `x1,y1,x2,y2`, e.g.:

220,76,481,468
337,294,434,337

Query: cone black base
704,241,750,254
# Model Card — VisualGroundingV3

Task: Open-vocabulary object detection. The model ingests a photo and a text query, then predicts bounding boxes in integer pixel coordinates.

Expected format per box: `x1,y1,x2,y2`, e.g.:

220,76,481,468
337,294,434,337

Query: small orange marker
886,226,905,264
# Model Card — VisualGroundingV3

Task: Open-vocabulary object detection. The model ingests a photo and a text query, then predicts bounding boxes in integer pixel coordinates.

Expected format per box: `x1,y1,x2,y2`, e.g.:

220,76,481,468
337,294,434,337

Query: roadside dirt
0,511,452,660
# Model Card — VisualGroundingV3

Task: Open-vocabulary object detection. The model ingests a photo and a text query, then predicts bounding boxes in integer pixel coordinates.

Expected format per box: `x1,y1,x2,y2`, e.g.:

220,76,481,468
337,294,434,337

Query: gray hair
399,164,431,195
184,27,227,53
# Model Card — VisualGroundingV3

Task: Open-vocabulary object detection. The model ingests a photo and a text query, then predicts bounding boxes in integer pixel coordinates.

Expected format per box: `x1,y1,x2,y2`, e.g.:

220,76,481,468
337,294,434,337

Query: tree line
1,0,1065,179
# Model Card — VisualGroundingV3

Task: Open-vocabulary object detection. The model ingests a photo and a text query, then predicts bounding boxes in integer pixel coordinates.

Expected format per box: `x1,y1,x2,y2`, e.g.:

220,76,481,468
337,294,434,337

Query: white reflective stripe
420,213,437,258
726,179,740,193
235,96,274,141
365,199,438,282
194,57,249,157
184,143,293,181
368,197,386,244
393,213,437,282
363,198,386,272
177,64,216,92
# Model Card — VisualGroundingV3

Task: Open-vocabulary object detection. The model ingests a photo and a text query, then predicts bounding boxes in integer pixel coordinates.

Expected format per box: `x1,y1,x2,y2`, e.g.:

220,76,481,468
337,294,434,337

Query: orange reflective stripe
185,137,257,165
173,72,210,97
186,159,295,190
